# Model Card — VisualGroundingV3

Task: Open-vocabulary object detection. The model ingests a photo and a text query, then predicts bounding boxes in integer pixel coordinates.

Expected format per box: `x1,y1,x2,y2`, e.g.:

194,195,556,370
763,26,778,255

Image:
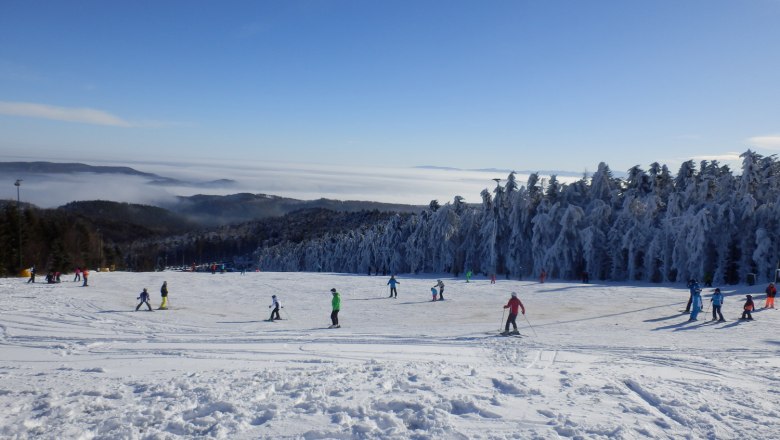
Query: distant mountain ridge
166,193,423,226
0,161,235,187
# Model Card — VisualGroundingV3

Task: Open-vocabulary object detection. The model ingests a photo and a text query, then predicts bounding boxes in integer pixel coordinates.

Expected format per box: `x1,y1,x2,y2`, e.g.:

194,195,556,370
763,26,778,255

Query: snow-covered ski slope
1,271,778,439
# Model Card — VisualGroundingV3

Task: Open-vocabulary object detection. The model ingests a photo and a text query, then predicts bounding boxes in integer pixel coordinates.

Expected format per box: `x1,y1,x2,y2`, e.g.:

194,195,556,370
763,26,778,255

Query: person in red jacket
764,283,776,309
502,292,526,335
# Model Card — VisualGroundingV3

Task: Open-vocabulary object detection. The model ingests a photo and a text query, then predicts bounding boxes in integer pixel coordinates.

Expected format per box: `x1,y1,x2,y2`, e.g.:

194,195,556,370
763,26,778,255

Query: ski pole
499,308,506,332
281,307,290,320
523,314,538,337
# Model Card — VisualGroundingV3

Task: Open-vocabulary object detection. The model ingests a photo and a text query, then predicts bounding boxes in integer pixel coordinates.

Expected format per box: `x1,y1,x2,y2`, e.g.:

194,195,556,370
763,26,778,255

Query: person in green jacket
329,288,341,328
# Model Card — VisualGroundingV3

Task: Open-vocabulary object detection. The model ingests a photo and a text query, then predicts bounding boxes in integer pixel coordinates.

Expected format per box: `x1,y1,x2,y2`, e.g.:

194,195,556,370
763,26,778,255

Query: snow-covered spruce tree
580,199,611,281
477,188,497,276
546,204,584,279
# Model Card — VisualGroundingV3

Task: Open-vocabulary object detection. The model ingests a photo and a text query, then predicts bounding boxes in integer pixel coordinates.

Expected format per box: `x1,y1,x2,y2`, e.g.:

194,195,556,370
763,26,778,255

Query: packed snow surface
1,271,779,439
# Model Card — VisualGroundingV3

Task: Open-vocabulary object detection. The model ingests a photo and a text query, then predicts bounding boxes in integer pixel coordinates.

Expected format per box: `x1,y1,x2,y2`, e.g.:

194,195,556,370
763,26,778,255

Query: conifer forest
256,151,780,285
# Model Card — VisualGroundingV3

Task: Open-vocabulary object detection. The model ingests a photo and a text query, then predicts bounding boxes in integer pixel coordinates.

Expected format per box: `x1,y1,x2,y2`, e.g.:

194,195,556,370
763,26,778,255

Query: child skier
710,288,725,322
764,283,776,309
136,288,152,311
741,295,755,320
502,292,526,335
329,288,341,328
434,280,445,301
387,275,400,298
159,281,169,310
431,286,438,302
268,294,281,321
688,289,703,321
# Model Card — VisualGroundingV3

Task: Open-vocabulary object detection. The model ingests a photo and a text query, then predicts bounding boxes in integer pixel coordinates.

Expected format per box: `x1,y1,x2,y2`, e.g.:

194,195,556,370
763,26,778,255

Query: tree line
255,150,780,285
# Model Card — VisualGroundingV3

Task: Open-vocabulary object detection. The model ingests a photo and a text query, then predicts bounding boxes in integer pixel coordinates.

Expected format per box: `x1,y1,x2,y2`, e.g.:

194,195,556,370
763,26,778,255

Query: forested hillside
124,208,402,271
0,202,123,276
256,151,780,285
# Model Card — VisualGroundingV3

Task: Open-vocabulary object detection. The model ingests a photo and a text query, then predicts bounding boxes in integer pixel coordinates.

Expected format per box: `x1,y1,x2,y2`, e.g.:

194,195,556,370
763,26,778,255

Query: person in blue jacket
710,288,725,322
688,288,703,321
135,288,152,311
685,279,701,313
387,275,400,298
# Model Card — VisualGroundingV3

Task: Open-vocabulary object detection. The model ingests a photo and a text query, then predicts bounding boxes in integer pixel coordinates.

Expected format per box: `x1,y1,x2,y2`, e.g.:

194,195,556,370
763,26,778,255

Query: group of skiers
26,266,89,286
129,273,774,333
685,279,774,322
135,281,169,311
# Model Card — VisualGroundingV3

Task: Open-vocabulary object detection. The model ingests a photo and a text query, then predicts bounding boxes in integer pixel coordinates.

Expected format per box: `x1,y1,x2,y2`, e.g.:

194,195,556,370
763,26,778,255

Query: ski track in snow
1,272,779,439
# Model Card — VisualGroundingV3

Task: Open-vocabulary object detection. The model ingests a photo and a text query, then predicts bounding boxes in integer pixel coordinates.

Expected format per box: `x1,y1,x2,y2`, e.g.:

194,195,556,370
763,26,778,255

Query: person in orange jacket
764,283,776,309
82,268,89,287
502,292,526,335
741,295,755,320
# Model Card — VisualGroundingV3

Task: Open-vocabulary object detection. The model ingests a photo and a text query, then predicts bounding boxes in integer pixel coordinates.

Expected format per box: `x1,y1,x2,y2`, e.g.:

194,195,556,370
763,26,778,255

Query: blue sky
1,0,779,175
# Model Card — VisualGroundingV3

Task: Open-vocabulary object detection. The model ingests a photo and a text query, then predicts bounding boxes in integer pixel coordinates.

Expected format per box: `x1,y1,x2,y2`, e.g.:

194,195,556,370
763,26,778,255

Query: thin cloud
0,101,132,127
747,135,780,150
691,152,742,162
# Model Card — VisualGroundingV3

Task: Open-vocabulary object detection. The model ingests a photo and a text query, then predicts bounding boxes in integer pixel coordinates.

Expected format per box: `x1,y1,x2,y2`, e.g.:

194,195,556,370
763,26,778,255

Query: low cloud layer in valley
3,157,578,209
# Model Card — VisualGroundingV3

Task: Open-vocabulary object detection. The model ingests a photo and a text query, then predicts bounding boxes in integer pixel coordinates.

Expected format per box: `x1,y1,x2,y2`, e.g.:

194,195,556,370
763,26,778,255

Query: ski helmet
272,295,276,298
331,288,336,293
511,292,517,297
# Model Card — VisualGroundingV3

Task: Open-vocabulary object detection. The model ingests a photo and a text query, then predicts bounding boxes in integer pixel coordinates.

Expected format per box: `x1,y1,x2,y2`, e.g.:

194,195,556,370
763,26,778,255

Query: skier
741,295,755,320
82,268,89,287
490,273,496,284
710,288,725,322
159,281,169,310
27,266,36,283
434,279,445,301
268,294,281,321
764,282,776,309
136,288,152,311
684,279,701,313
329,288,341,328
540,269,547,283
73,267,81,282
387,275,400,298
502,292,526,335
430,286,438,301
465,270,473,283
688,288,703,321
